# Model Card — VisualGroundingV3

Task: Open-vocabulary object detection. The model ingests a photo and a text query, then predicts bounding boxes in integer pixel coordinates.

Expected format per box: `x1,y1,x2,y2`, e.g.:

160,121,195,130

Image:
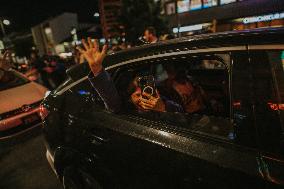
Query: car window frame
109,47,242,143
246,45,284,158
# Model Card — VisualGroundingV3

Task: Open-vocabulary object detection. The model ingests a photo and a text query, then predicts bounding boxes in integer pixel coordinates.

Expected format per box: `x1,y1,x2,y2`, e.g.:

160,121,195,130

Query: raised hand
76,37,107,76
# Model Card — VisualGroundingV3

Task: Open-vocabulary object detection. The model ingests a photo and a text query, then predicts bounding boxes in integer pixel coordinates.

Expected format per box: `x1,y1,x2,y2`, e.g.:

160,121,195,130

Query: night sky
0,0,99,32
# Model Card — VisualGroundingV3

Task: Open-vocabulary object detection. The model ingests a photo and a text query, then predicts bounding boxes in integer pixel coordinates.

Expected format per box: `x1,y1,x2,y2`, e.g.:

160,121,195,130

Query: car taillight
39,104,49,120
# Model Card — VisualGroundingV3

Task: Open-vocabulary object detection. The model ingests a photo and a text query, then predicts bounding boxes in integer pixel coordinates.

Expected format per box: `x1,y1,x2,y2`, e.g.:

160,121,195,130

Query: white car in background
0,68,48,139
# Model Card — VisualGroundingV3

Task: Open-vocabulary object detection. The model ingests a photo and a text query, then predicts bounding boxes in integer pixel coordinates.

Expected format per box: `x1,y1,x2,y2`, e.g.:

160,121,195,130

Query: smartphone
138,75,157,98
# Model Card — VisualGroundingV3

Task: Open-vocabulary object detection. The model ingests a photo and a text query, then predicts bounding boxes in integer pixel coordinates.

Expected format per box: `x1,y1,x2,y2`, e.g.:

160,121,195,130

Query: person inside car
77,38,183,113
172,73,207,113
157,63,207,114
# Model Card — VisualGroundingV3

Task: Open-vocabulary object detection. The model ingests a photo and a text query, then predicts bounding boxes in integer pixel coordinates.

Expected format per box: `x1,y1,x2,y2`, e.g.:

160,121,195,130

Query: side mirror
66,62,90,81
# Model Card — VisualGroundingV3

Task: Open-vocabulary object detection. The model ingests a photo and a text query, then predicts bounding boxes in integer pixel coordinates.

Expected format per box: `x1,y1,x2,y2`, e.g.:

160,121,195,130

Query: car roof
103,27,284,68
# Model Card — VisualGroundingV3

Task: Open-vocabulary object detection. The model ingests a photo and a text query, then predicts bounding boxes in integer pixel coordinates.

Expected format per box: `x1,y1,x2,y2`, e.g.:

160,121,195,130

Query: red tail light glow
267,103,284,111
39,105,49,120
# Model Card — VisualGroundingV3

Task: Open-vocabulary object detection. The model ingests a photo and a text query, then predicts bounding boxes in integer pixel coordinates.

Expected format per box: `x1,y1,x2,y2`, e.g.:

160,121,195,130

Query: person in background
25,51,45,84
0,50,12,71
143,27,158,44
74,48,85,64
158,64,207,114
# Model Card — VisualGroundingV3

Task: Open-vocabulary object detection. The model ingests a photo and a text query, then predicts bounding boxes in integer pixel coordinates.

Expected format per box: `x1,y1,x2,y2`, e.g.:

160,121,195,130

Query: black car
42,27,284,189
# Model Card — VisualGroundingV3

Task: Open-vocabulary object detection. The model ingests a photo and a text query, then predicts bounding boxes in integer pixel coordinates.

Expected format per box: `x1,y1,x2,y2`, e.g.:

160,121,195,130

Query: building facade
99,0,123,39
31,13,78,55
161,0,284,36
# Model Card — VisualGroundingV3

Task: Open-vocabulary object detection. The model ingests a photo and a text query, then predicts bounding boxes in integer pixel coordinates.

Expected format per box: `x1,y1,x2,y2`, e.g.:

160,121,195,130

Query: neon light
243,12,284,24
173,24,207,33
78,90,89,95
220,0,236,5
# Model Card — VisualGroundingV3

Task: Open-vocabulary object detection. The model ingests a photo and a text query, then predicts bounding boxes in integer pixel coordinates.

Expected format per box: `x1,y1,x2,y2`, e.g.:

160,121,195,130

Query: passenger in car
77,38,183,113
127,75,183,112
158,64,207,113
172,73,207,113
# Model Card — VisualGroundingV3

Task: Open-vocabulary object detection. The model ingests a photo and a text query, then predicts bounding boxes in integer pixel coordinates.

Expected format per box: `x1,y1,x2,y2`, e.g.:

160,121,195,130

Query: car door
98,50,280,189
246,47,284,187
80,49,268,189
62,49,282,189
173,50,275,189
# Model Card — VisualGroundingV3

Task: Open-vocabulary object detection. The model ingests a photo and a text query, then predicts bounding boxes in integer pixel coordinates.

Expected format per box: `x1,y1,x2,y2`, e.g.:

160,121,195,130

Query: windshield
0,70,30,91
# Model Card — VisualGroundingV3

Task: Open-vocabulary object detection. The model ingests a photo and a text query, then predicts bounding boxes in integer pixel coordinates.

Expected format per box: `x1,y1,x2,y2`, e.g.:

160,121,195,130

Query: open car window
114,53,233,141
0,70,30,91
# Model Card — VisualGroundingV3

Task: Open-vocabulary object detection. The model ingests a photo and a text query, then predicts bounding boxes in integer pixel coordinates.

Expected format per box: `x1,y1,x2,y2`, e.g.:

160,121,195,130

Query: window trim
106,46,246,70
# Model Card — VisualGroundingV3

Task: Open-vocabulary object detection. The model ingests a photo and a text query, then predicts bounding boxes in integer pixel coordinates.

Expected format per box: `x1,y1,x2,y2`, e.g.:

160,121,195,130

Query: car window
0,70,30,91
115,53,233,141
232,52,258,148
249,50,284,156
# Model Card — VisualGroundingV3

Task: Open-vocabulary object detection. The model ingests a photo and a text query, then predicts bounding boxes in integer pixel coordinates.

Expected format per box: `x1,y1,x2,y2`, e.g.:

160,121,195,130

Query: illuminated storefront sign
189,0,202,10
220,0,236,5
243,12,284,24
173,23,211,33
203,0,218,8
177,0,190,13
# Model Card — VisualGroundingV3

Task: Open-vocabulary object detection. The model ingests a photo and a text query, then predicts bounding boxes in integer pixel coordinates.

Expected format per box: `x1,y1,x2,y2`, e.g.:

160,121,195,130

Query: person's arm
77,37,121,113
139,92,184,113
163,98,184,113
88,70,121,113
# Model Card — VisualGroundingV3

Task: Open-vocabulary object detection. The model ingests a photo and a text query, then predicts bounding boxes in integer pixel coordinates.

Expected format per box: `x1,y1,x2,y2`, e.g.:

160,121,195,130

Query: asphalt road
0,126,62,189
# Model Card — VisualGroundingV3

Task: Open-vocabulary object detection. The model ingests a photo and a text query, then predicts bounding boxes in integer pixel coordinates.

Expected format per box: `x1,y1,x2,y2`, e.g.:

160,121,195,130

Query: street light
94,12,100,17
3,19,10,26
0,18,10,37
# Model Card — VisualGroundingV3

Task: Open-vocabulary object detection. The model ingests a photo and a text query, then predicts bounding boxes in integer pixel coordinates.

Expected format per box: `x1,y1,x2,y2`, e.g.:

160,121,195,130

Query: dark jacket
88,70,121,113
88,70,183,113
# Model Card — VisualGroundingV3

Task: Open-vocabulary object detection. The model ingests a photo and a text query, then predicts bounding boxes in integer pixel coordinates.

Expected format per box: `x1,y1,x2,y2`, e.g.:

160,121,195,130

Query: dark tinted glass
250,50,284,156
232,52,257,147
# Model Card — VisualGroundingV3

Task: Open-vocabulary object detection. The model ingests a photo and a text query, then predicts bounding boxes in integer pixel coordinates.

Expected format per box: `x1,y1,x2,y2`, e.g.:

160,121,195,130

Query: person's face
144,30,150,42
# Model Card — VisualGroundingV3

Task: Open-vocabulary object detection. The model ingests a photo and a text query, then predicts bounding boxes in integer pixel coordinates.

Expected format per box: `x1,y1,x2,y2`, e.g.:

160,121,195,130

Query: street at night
1,0,284,188
0,127,62,189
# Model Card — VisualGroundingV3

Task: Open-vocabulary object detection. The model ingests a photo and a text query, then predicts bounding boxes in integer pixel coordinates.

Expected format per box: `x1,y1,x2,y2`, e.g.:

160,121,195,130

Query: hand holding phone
138,75,157,98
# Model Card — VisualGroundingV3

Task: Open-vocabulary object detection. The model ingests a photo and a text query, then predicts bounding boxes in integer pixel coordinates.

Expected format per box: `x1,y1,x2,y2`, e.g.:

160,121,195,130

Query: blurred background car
0,68,48,139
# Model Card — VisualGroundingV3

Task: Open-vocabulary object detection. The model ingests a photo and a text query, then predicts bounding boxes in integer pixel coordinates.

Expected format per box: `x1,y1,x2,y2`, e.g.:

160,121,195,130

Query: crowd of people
2,27,176,90
24,52,71,90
